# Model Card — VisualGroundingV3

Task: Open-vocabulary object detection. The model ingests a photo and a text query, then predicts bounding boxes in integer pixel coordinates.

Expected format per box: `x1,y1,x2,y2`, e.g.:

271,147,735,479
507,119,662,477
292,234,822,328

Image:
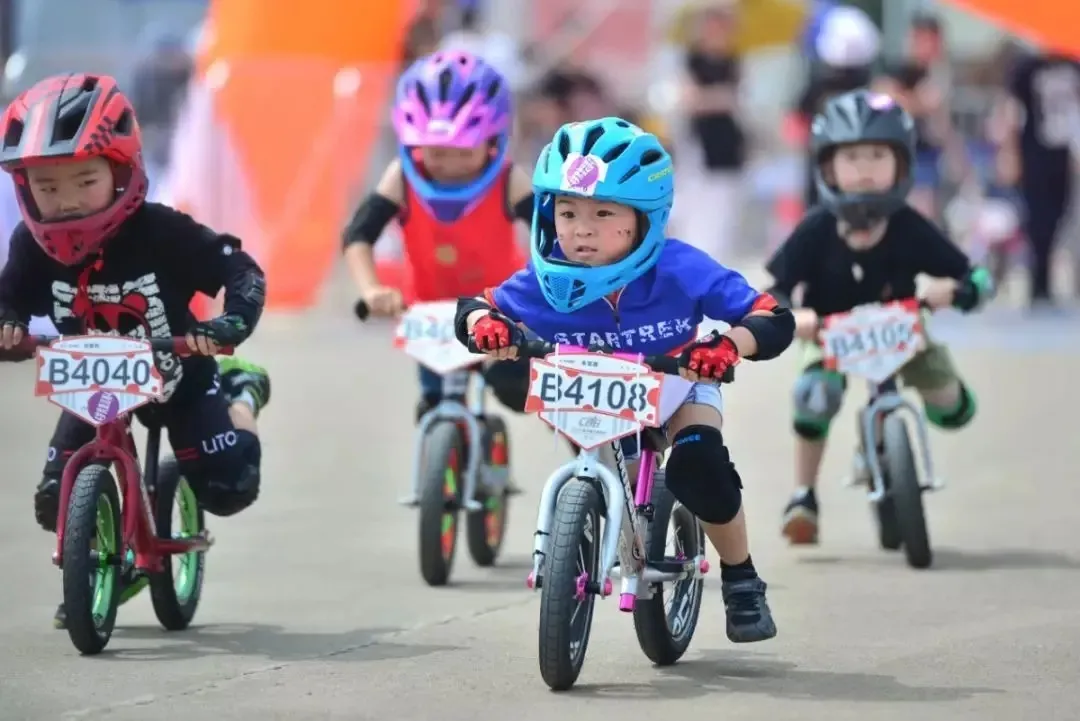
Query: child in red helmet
0,73,272,629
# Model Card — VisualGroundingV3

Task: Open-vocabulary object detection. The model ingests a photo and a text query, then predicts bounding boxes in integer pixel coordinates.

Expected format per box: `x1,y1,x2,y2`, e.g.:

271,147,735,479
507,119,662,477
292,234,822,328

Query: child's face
554,196,637,266
419,144,490,183
25,157,114,220
830,143,897,194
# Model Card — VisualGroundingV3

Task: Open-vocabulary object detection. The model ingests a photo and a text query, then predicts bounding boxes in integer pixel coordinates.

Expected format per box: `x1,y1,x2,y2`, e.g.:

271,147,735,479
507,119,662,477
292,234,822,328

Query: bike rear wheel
466,415,510,567
633,472,704,665
418,422,465,586
882,414,932,569
538,479,602,691
149,458,207,631
61,464,122,655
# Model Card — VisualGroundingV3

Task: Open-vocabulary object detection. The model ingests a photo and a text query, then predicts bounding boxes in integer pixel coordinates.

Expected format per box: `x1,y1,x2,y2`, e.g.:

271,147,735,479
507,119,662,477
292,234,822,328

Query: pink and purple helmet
392,51,513,208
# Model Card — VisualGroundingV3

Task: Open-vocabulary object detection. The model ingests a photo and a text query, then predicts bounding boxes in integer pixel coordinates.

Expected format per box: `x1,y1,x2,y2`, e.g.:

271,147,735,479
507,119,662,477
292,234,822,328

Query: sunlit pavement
1,272,1077,721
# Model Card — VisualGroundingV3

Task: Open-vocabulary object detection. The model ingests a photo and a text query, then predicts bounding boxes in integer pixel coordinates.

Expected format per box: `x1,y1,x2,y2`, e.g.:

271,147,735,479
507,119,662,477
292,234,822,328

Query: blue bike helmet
530,117,674,313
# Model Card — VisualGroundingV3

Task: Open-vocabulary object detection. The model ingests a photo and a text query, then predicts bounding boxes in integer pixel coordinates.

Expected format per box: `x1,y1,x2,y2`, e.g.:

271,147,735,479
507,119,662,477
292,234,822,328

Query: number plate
34,336,165,427
393,301,485,374
523,352,664,450
820,300,925,384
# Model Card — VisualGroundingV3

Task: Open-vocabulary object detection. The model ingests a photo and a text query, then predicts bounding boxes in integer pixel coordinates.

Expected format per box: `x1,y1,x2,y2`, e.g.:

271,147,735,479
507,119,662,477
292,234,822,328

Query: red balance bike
14,334,221,655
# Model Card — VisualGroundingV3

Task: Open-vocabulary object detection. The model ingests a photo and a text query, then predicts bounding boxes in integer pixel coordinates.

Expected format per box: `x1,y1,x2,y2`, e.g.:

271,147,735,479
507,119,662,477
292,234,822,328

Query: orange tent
942,0,1080,57
171,0,415,314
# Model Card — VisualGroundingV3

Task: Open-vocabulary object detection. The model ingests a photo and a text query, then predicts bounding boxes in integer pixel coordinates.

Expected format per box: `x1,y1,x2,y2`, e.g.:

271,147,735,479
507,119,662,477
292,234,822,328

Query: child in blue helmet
453,118,795,643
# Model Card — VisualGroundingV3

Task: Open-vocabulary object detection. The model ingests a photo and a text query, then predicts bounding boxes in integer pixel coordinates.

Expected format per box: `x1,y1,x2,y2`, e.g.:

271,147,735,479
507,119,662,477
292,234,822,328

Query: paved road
2,287,1079,721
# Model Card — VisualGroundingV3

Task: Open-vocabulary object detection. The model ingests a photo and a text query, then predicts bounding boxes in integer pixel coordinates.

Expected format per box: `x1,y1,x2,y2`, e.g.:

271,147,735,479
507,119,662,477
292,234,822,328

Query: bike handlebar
356,298,734,383
466,337,736,383
2,335,233,359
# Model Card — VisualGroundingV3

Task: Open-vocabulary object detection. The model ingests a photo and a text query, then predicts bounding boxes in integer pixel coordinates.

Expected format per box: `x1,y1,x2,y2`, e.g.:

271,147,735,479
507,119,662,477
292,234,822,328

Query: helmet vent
451,83,476,118
556,130,571,159
414,81,432,114
484,78,503,102
437,68,454,102
640,149,664,166
602,141,630,163
581,125,604,155
113,108,133,136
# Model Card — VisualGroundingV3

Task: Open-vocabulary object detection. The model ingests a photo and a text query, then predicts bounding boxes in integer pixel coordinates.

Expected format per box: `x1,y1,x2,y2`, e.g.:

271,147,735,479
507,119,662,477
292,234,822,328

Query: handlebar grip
354,300,370,321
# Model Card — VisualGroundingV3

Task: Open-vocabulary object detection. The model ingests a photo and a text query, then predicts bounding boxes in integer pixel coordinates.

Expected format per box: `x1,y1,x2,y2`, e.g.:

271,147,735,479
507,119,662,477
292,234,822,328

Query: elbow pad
454,296,492,346
737,306,795,361
511,193,534,223
223,262,267,332
342,193,400,248
952,266,993,312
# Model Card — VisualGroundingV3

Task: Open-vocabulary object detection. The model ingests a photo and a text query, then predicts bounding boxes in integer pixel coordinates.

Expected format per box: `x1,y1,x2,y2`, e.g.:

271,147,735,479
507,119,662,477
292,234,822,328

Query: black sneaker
721,577,778,643
782,488,819,545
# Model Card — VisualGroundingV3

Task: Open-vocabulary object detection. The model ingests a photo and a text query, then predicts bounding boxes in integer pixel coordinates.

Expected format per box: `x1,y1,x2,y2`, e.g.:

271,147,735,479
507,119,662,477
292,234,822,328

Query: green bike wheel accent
149,458,207,631
174,478,201,604
91,493,119,626
441,464,459,561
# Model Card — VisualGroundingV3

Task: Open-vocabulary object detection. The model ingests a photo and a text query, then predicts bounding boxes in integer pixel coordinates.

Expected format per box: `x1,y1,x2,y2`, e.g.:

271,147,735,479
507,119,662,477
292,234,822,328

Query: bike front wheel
61,464,122,655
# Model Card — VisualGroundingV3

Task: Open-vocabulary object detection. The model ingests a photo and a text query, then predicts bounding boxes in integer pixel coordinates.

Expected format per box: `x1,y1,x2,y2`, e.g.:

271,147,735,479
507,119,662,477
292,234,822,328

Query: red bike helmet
0,73,148,265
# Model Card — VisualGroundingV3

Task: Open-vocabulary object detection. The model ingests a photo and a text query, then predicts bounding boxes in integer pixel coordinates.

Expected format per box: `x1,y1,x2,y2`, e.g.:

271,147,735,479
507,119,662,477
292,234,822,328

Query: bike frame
53,413,211,572
857,375,942,503
402,364,498,512
527,434,709,613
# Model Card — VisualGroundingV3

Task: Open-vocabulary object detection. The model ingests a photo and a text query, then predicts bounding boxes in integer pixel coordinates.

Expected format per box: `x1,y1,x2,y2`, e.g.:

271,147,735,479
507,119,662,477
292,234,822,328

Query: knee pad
925,383,977,430
792,366,845,440
482,359,529,413
193,432,261,517
34,476,60,532
664,425,743,525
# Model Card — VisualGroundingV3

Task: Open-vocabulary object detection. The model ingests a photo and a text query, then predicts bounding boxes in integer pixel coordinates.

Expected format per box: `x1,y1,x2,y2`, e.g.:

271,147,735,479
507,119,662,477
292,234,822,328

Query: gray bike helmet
810,88,916,230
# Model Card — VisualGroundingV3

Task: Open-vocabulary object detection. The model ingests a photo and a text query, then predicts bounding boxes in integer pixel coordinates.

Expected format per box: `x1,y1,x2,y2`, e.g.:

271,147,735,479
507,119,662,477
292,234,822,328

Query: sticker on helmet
560,153,608,196
867,93,896,110
426,119,453,136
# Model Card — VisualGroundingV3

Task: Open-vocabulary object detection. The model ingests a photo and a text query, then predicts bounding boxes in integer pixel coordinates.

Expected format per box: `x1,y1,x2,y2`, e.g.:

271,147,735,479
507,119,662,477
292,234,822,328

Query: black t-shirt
685,51,744,170
0,203,258,403
765,206,971,316
795,66,874,206
1009,52,1080,178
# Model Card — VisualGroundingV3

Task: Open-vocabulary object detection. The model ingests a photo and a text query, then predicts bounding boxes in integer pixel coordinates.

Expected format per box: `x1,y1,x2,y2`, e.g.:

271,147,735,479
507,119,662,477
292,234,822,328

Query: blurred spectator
439,0,526,91
673,1,746,260
790,4,880,208
996,45,1080,309
873,13,956,221
129,25,193,183
403,0,448,67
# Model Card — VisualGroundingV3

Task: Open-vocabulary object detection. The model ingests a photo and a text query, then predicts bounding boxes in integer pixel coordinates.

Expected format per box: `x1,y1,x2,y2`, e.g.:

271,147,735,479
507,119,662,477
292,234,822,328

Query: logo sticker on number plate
524,352,664,450
34,335,164,427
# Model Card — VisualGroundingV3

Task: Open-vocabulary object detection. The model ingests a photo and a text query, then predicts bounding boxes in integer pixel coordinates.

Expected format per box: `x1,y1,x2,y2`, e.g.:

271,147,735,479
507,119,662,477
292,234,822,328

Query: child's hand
361,286,404,317
0,316,25,350
793,309,821,341
678,332,739,382
186,314,248,356
922,278,958,310
469,311,520,360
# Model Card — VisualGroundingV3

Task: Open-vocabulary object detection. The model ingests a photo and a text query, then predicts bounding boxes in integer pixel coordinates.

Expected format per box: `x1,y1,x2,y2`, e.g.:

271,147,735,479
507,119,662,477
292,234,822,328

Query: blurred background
0,0,1076,313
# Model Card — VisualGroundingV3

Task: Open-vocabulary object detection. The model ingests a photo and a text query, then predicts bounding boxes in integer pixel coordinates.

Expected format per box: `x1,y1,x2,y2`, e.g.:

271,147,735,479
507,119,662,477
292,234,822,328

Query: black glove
188,313,251,347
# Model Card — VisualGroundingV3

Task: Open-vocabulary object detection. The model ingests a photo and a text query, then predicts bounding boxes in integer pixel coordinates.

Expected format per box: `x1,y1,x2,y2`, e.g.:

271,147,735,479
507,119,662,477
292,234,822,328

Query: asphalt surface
2,272,1079,721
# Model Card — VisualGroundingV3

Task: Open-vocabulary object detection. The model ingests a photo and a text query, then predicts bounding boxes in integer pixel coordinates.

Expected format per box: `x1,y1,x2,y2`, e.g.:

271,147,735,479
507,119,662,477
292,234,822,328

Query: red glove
680,331,739,379
471,311,518,352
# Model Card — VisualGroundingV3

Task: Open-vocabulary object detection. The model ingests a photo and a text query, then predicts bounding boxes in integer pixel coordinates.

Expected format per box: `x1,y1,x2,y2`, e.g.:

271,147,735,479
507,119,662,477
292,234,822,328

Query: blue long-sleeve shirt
489,239,771,355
